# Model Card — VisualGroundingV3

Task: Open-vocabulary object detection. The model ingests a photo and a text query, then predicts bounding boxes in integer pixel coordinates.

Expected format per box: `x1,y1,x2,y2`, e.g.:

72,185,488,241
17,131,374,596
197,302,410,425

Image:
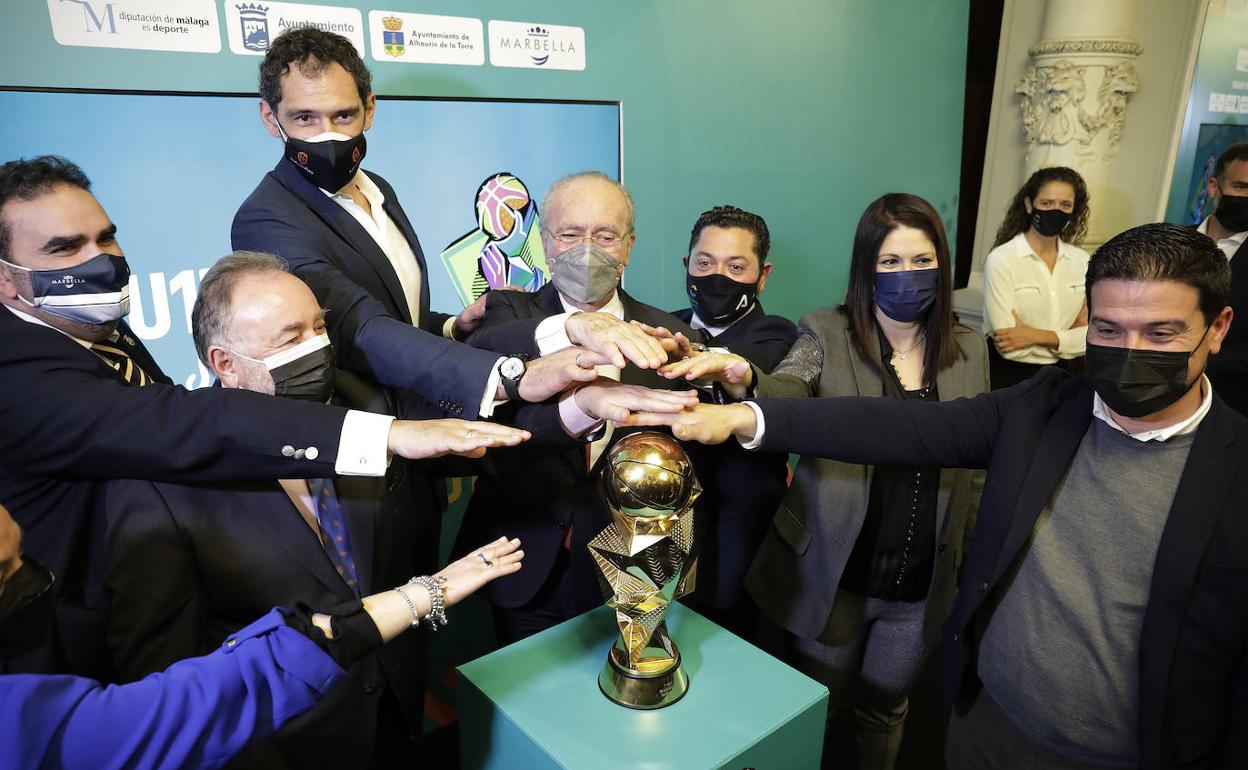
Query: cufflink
224,637,238,648
281,445,296,457
306,446,319,460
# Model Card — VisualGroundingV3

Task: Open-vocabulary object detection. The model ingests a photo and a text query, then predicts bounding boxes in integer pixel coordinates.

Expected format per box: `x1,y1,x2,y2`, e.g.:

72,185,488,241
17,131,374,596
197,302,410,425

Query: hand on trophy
623,402,759,446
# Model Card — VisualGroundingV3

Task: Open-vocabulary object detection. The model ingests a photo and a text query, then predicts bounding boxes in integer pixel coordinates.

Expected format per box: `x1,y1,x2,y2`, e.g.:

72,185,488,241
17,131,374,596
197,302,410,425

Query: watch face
501,357,525,379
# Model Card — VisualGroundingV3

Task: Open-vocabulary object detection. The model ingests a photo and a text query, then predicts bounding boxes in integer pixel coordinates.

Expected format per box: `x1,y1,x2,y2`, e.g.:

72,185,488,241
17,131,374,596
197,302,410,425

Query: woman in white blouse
981,166,1092,389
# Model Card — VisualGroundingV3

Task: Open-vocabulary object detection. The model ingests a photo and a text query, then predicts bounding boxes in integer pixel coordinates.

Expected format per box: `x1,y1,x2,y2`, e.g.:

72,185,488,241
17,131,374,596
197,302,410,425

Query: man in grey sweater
657,223,1248,769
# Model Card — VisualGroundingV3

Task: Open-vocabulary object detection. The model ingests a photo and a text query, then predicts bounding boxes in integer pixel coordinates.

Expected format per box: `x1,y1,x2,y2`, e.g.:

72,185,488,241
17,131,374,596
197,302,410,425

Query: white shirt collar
558,288,625,320
1196,216,1248,257
691,303,755,338
1092,374,1214,442
1011,231,1072,262
3,303,99,349
321,169,384,207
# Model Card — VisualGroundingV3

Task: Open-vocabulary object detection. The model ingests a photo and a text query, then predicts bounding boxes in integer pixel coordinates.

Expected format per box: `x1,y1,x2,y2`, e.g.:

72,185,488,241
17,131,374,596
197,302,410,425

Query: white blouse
981,232,1090,365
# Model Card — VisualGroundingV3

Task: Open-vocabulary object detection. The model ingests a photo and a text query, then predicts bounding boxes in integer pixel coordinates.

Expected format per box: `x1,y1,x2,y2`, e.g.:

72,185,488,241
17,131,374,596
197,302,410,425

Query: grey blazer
744,307,989,645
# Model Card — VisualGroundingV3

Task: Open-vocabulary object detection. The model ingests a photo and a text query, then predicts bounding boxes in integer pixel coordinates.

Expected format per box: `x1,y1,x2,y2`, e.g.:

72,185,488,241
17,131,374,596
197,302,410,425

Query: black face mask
236,334,337,403
274,116,366,193
1031,208,1072,238
1084,326,1210,419
1213,192,1248,233
686,272,758,326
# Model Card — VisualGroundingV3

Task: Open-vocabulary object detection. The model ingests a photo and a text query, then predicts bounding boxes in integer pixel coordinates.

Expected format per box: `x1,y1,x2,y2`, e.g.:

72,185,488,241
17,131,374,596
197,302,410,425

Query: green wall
0,0,969,320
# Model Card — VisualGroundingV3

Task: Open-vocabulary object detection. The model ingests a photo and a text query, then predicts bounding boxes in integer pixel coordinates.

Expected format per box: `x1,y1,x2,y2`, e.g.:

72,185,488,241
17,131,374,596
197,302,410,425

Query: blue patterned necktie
307,477,360,596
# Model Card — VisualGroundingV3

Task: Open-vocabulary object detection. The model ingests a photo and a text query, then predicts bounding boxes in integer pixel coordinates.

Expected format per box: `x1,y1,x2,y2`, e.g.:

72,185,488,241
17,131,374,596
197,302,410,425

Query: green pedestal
457,603,828,770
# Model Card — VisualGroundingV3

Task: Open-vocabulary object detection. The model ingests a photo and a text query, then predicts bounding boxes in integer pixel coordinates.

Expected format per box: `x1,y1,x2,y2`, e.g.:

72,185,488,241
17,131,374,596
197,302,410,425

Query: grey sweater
978,417,1195,766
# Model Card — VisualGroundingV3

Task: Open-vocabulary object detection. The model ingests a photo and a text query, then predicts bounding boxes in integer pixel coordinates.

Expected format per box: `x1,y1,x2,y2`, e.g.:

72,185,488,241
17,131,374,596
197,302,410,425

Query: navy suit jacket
0,309,349,677
1206,238,1248,415
753,368,1248,770
459,284,698,609
231,160,498,417
671,303,798,607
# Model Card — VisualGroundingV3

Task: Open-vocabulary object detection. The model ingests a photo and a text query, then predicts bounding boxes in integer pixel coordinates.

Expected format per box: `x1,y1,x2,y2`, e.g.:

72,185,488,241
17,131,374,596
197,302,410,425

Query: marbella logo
54,275,85,288
527,25,549,65
487,20,585,71
236,3,270,52
381,14,404,57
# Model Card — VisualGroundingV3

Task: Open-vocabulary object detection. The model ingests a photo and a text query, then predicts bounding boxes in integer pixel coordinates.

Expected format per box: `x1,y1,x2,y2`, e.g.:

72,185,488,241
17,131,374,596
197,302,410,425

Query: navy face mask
874,268,939,322
0,252,130,325
686,272,758,326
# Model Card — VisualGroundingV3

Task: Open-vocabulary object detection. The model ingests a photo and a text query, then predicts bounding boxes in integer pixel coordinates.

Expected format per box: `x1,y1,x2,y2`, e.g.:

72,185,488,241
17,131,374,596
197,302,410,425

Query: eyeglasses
543,228,632,248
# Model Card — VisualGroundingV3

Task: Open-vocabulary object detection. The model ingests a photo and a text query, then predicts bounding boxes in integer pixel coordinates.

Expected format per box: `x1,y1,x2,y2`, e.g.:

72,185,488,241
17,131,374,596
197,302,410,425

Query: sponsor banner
47,0,221,53
224,1,364,56
368,10,484,66
488,20,585,71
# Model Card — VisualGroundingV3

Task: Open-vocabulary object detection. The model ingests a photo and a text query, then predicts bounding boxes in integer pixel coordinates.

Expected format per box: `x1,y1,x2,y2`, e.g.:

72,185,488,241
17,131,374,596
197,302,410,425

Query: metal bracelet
392,583,422,627
407,575,449,630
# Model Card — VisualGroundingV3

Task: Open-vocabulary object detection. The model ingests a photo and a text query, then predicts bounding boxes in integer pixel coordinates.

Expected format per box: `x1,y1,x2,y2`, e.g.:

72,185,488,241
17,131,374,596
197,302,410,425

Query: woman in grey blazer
665,193,987,769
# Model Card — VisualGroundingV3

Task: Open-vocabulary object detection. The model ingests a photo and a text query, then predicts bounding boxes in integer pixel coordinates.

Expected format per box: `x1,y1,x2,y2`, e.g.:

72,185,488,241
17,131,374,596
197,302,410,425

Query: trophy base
597,643,689,710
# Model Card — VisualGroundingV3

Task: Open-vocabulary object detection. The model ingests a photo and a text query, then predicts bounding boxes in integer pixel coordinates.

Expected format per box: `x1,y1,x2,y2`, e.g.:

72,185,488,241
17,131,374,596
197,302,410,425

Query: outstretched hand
572,379,700,423
658,351,754,399
388,418,530,459
436,536,525,607
622,402,759,445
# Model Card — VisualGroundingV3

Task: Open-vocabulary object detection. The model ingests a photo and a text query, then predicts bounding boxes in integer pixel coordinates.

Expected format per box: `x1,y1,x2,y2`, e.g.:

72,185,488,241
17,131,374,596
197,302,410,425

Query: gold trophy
588,432,700,709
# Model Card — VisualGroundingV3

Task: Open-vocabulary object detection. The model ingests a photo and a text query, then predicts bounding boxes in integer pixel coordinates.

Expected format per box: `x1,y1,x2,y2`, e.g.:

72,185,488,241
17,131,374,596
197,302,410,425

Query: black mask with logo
1031,208,1072,238
1213,191,1248,234
686,272,758,326
1084,325,1211,419
273,115,366,193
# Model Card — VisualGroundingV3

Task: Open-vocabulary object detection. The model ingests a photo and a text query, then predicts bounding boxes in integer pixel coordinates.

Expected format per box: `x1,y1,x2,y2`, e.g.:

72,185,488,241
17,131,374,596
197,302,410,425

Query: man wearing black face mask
0,156,532,679
654,223,1248,770
1200,142,1248,414
667,205,796,633
233,28,607,433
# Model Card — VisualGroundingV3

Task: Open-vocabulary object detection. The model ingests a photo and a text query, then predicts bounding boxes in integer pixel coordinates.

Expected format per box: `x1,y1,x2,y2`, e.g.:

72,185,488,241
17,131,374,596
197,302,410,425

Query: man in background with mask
461,171,704,643
653,223,1248,769
232,28,613,434
1201,141,1248,414
665,205,796,634
0,156,530,678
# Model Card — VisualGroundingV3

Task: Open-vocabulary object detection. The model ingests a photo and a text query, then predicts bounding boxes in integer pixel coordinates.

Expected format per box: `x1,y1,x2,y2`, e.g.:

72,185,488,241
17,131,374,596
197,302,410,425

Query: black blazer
1206,238,1248,415
459,284,698,609
232,160,499,417
104,454,421,769
671,303,798,373
752,368,1248,770
0,309,348,676
670,302,798,608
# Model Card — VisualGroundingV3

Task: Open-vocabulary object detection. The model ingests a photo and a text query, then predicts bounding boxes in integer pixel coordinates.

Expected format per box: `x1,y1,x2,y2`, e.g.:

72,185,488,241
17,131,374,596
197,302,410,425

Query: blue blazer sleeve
232,192,499,418
0,609,343,770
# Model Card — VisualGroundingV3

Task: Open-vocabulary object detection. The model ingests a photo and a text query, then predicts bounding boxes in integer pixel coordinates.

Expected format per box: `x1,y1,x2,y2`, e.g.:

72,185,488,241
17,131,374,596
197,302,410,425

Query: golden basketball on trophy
588,431,700,709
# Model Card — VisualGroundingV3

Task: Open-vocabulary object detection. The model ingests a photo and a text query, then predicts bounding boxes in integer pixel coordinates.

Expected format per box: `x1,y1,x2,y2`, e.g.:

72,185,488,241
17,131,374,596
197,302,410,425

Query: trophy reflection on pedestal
588,432,700,709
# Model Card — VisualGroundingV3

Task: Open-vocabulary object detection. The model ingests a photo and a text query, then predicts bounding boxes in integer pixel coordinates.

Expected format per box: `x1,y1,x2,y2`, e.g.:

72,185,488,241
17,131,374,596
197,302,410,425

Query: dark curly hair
992,166,1090,247
259,27,372,110
0,155,92,261
687,205,771,262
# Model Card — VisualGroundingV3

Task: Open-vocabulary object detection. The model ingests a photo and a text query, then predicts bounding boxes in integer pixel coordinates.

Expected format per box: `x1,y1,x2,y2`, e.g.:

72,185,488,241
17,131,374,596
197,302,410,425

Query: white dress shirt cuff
559,389,605,438
736,401,767,450
442,316,458,340
480,357,506,418
335,410,395,476
1055,326,1086,358
535,311,577,355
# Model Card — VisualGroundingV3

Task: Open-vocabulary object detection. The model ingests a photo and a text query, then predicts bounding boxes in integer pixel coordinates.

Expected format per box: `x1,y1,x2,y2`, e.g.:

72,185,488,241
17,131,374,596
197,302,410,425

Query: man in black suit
663,224,1247,769
1200,141,1248,414
104,252,461,768
668,205,796,633
0,156,529,677
231,28,615,424
462,171,701,643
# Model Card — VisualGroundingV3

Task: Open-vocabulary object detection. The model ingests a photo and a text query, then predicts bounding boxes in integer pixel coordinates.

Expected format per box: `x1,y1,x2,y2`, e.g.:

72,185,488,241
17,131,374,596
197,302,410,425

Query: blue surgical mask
874,268,939,322
1,252,130,325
